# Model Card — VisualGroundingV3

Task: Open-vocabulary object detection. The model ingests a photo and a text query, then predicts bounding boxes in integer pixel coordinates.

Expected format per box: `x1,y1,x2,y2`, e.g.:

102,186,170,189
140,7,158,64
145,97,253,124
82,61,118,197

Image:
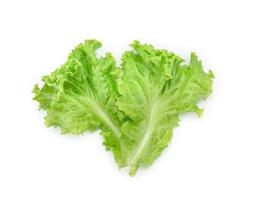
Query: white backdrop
0,0,259,199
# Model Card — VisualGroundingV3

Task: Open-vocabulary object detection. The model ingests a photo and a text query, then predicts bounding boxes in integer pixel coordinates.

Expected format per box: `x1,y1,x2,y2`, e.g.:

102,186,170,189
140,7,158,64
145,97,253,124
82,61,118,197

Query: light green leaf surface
33,39,213,176
117,41,213,175
33,40,123,163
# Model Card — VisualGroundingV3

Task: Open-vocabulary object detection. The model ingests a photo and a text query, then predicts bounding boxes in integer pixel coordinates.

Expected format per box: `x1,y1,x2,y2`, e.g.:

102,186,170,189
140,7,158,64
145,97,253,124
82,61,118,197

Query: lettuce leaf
33,40,213,176
33,40,123,163
117,41,213,175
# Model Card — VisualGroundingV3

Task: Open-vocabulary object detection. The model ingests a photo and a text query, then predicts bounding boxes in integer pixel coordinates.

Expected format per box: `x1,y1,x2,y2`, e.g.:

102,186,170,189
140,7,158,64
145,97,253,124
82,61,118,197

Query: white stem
128,102,158,164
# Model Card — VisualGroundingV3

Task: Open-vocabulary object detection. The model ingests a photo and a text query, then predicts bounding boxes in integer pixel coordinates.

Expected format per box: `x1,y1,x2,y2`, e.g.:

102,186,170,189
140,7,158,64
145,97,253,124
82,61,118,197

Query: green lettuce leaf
33,39,213,176
117,41,213,176
33,40,124,163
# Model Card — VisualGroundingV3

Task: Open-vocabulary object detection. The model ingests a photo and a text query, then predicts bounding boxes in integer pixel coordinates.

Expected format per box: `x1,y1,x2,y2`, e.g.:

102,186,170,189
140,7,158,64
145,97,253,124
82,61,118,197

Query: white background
0,0,259,199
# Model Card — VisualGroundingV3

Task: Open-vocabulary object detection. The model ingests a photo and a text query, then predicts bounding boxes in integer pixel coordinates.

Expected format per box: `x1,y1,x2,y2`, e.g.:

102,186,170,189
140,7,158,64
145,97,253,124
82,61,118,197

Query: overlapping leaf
33,40,123,163
117,41,213,175
33,40,213,176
